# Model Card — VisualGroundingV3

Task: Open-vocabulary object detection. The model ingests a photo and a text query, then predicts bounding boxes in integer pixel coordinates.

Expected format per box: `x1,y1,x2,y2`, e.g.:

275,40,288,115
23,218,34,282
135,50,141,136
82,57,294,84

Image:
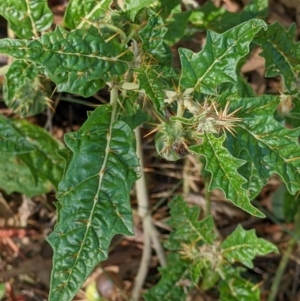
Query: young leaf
225,95,300,195
166,196,215,248
219,266,260,301
137,67,168,116
144,253,190,301
47,104,140,301
254,22,300,93
221,225,278,268
0,25,133,97
3,61,48,117
64,0,111,29
0,0,53,38
179,19,267,93
139,9,172,63
190,133,264,217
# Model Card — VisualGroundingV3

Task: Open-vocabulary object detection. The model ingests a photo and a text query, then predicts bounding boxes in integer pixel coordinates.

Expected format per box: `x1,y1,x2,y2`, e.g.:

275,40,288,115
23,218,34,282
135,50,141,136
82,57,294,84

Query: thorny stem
175,100,185,131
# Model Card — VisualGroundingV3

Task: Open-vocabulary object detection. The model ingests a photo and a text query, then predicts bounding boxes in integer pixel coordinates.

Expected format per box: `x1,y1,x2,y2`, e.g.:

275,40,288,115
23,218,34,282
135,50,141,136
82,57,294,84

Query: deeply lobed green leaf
0,25,133,97
48,104,140,301
225,95,300,195
218,266,260,301
166,196,215,248
254,22,300,93
144,253,190,301
139,9,172,63
179,19,267,93
221,225,278,268
190,133,264,217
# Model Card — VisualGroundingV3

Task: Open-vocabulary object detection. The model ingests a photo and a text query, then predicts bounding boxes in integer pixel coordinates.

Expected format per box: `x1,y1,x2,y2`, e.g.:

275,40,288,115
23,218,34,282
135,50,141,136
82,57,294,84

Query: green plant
0,0,299,300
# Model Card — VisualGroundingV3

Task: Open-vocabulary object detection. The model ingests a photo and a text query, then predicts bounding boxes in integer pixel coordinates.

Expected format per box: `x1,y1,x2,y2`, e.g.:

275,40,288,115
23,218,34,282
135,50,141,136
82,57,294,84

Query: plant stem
110,83,119,121
267,238,296,301
132,127,166,301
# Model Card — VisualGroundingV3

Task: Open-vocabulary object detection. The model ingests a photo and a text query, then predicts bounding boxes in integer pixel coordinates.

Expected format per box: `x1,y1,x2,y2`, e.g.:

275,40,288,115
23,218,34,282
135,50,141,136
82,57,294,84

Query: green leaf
164,9,191,45
139,9,172,63
0,115,35,154
144,253,190,301
238,151,264,200
0,153,52,197
225,95,300,195
48,104,140,301
137,68,166,116
0,25,133,97
64,0,112,29
179,19,267,93
219,266,260,301
189,0,268,33
11,119,64,189
3,61,48,117
190,133,264,217
155,0,180,19
0,0,53,38
124,0,154,21
254,22,300,93
166,196,215,248
221,225,278,268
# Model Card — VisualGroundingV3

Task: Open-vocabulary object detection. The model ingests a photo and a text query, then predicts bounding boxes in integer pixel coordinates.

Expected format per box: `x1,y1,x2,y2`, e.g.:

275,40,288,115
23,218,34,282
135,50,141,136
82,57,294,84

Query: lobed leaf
190,133,264,217
48,104,140,301
0,0,53,38
221,225,278,268
166,196,215,248
238,151,265,200
254,22,300,93
64,0,111,29
0,25,133,97
219,266,260,301
225,95,300,195
137,68,167,116
179,19,267,93
3,61,48,117
139,9,172,63
144,253,190,301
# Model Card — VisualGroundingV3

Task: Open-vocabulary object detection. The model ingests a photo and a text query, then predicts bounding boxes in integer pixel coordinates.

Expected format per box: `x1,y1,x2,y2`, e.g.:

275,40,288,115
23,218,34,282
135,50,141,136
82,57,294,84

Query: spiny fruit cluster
155,90,241,161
